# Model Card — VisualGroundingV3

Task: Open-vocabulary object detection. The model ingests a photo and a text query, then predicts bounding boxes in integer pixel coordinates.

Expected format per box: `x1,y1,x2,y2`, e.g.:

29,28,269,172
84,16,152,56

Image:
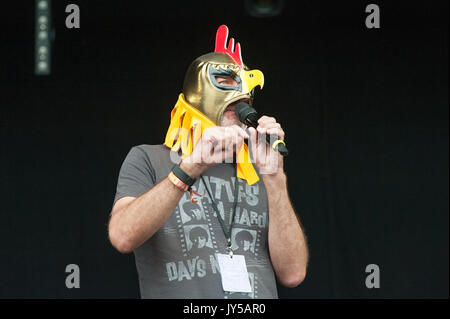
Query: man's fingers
258,121,280,131
257,126,266,135
257,120,284,140
263,122,281,130
266,127,285,140
229,125,249,140
193,125,252,166
207,126,247,163
257,116,276,125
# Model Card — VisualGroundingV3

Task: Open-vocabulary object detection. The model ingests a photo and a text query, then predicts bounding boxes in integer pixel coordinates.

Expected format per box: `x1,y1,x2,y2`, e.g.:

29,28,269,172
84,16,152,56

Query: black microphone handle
236,102,289,156
268,135,289,156
244,119,289,157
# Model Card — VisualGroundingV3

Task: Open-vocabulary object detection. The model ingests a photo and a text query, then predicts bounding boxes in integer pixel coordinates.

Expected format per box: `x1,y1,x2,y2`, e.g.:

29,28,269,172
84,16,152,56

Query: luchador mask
183,25,264,125
164,25,262,185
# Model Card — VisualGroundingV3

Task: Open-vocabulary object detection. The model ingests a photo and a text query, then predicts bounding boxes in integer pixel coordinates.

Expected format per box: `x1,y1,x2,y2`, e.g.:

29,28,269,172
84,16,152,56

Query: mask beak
243,69,264,92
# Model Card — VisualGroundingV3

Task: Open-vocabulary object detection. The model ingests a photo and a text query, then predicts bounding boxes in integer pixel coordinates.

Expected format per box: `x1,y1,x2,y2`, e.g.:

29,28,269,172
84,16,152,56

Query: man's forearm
264,170,308,287
109,177,185,253
109,161,205,253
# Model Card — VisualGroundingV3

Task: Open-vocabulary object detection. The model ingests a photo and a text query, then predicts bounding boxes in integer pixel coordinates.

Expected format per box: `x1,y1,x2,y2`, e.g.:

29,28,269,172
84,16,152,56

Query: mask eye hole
215,76,239,87
209,65,242,91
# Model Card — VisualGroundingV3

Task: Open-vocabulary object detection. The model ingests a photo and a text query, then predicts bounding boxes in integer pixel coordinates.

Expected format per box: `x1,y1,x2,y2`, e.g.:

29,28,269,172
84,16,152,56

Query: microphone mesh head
234,102,257,123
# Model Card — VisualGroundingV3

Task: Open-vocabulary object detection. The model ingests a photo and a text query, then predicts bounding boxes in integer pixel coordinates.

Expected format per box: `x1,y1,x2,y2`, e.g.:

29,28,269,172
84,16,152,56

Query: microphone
234,102,289,156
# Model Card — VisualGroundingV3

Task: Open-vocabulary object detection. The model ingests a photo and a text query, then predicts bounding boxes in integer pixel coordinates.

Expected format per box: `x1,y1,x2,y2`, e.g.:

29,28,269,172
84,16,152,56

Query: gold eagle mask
164,25,264,185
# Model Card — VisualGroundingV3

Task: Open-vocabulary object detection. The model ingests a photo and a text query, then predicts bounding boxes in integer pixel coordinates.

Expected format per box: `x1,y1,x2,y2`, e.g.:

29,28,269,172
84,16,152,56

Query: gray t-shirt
113,144,278,299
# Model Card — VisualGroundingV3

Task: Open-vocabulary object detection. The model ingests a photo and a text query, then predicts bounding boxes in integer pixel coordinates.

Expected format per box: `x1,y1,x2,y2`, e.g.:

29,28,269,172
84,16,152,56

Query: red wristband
168,170,203,203
168,171,189,192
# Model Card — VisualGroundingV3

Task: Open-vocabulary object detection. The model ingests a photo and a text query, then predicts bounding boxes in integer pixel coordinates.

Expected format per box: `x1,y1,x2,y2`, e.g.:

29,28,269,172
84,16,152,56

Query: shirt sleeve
113,146,157,206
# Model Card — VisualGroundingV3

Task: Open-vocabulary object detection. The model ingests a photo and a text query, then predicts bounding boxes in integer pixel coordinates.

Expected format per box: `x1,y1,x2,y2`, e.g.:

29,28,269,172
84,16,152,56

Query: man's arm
109,176,185,254
264,170,308,287
248,117,309,287
109,160,206,254
108,125,248,253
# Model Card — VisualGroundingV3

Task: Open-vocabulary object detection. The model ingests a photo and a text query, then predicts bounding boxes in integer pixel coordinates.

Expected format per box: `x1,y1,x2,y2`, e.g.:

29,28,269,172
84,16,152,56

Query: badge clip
226,239,233,258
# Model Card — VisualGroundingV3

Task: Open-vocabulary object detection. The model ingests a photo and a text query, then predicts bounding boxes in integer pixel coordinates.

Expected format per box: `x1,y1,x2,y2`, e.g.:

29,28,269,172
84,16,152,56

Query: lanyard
200,165,239,257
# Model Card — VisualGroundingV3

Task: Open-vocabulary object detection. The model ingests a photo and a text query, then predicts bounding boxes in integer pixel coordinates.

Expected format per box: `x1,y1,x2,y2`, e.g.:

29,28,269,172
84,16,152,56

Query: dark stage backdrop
0,0,448,298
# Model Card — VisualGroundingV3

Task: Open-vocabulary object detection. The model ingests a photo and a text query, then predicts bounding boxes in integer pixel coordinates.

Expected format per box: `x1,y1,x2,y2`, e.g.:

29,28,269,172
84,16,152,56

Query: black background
0,0,448,298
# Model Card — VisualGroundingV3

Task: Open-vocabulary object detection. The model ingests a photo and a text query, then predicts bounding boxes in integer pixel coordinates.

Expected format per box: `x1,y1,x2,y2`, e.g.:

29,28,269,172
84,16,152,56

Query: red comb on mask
214,25,244,68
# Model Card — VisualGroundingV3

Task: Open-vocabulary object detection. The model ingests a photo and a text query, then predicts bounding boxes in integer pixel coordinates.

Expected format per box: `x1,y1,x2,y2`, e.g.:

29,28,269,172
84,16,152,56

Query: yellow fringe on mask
164,94,259,185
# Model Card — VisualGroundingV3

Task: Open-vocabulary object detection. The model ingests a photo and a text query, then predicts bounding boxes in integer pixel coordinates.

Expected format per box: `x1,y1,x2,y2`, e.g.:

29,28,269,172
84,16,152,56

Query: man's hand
248,116,308,287
248,116,285,176
180,125,249,178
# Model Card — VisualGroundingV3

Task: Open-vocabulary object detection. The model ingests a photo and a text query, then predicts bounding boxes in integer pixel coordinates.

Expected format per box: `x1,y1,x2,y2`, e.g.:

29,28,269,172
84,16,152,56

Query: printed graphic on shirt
180,200,206,224
164,175,268,298
231,228,258,255
184,224,214,252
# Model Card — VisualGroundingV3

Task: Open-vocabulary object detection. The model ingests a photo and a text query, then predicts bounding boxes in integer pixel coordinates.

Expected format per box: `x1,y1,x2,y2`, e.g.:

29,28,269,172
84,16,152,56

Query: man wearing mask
108,25,308,299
